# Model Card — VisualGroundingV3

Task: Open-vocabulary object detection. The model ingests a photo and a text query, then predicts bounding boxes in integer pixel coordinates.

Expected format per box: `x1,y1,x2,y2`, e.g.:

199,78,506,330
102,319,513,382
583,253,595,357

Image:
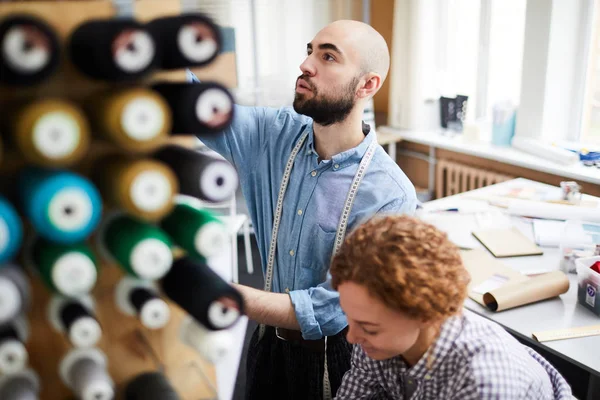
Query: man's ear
356,73,381,99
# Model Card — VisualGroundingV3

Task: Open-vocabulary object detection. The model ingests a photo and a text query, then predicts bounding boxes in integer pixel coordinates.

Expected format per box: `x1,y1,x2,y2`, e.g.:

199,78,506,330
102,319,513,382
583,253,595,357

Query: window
581,0,600,144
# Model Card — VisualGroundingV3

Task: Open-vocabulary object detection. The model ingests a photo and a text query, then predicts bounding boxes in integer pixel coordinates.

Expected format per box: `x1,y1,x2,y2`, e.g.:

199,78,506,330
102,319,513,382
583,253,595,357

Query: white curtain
192,0,358,106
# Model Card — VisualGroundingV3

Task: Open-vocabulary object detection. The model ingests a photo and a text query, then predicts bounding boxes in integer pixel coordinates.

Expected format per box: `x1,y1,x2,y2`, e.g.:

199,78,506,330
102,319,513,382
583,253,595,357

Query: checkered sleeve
334,345,389,399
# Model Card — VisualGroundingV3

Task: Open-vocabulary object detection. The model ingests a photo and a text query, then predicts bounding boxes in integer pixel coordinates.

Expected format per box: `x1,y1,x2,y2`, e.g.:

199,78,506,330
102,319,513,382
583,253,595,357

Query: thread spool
154,145,238,203
0,196,22,264
160,201,227,259
87,88,171,152
161,256,243,330
180,317,233,363
115,277,170,330
29,236,98,297
0,320,28,374
0,14,60,85
59,348,114,400
0,369,40,400
147,14,221,69
48,296,101,348
125,371,180,400
152,82,234,135
18,168,102,244
69,19,158,81
0,266,30,327
8,99,90,167
93,155,177,221
99,215,172,280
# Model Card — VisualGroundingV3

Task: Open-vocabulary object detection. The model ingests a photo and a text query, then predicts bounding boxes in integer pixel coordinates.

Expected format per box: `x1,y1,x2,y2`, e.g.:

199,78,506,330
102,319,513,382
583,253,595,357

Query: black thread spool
0,324,27,375
59,300,102,348
152,82,234,135
128,285,170,330
153,145,238,203
68,18,159,81
161,256,244,330
0,14,60,85
125,372,180,400
147,14,221,69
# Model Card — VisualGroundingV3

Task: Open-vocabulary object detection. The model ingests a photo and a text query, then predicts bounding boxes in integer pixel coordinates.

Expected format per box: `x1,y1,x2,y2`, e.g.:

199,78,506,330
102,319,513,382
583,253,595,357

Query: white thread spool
179,317,233,363
0,317,29,374
0,266,30,326
59,348,114,400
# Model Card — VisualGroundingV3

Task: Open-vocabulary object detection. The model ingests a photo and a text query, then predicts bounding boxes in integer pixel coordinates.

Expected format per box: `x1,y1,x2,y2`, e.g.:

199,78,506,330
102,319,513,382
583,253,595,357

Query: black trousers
245,326,352,400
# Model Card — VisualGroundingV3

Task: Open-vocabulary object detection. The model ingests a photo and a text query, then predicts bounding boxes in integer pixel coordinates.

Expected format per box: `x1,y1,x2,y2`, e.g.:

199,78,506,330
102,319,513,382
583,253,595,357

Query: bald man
195,20,416,399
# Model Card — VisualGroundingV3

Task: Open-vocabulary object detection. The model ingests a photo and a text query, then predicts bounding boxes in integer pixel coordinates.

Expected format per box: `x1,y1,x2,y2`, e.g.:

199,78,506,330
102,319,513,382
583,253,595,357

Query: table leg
587,373,600,400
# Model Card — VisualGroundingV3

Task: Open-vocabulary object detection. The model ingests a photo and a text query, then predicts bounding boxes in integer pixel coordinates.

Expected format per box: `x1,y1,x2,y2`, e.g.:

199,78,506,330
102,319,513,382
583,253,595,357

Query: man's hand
233,283,301,330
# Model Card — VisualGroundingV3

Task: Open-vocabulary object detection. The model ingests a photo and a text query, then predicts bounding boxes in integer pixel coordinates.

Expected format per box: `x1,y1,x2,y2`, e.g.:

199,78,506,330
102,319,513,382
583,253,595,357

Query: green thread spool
103,215,173,280
32,238,98,297
160,202,228,259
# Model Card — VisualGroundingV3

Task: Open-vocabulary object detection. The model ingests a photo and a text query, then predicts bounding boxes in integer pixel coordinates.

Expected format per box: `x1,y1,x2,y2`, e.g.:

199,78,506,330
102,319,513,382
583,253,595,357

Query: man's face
293,29,362,126
339,282,424,361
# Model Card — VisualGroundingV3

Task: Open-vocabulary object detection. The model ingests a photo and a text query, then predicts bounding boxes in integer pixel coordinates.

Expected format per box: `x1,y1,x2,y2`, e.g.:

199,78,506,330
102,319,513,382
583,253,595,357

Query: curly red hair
331,214,470,322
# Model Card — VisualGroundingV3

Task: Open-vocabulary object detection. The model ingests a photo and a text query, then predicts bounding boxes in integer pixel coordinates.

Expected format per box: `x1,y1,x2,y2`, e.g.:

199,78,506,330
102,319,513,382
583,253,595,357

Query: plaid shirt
335,310,573,399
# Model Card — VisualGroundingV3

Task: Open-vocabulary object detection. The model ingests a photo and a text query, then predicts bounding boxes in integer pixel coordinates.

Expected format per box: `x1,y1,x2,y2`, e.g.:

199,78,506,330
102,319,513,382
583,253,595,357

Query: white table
420,178,600,399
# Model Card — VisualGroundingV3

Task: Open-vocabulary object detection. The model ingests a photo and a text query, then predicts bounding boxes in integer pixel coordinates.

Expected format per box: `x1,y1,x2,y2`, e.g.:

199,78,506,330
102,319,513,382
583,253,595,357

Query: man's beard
293,76,358,126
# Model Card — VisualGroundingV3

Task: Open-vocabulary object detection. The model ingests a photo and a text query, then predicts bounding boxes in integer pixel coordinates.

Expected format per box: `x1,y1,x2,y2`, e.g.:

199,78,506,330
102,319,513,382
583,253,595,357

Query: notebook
472,227,543,258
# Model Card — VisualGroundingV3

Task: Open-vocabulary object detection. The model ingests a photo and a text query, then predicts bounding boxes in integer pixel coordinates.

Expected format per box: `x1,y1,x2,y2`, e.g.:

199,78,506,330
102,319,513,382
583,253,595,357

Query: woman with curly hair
331,215,572,399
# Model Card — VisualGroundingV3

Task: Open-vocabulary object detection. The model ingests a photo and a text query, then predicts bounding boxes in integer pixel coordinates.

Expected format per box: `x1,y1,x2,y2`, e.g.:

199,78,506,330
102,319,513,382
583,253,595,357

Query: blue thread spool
0,197,22,264
18,168,102,244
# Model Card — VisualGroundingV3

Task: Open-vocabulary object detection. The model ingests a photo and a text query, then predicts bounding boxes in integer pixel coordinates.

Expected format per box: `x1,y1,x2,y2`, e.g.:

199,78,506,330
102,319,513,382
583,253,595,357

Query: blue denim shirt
197,104,417,339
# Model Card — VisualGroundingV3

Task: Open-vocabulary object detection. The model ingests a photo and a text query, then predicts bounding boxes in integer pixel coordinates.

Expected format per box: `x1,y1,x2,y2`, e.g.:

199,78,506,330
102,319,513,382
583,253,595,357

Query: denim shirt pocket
302,224,337,272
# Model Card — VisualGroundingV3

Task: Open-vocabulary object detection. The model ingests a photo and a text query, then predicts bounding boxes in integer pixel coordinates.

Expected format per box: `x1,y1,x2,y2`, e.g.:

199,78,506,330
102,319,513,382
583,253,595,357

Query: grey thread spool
0,369,40,400
0,324,28,374
60,348,114,400
125,371,180,400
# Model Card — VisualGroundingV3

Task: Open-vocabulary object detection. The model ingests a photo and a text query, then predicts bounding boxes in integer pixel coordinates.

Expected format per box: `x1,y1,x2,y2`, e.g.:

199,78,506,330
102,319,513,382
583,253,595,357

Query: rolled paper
482,270,570,312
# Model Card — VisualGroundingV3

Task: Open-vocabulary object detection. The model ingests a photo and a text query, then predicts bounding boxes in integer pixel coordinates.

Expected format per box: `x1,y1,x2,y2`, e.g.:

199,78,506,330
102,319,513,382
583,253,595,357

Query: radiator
435,160,513,198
